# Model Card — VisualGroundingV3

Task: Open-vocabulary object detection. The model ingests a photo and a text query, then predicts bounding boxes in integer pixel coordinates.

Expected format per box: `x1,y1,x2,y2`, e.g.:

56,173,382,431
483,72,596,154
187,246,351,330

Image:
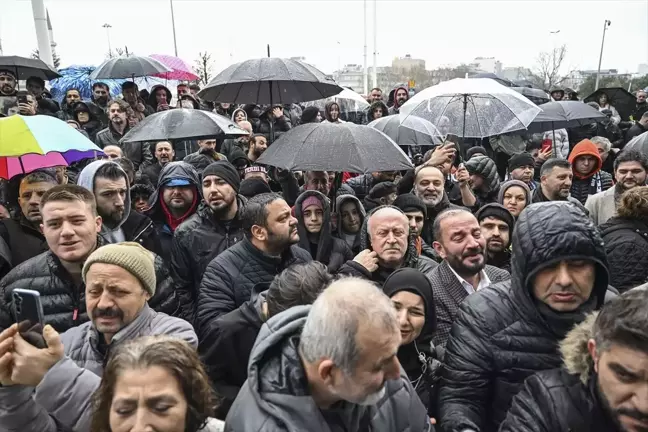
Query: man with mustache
501,289,648,432
171,161,247,323
532,158,587,214
0,70,17,96
87,82,110,128
0,242,196,432
428,208,510,348
439,202,613,432
197,193,311,336
475,203,515,272
246,134,267,163
586,150,648,225
141,141,175,186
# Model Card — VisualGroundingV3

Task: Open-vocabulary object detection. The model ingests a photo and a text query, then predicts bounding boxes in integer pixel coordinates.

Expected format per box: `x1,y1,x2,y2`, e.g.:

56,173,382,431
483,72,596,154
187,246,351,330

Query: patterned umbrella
0,149,102,180
150,54,199,81
49,65,124,102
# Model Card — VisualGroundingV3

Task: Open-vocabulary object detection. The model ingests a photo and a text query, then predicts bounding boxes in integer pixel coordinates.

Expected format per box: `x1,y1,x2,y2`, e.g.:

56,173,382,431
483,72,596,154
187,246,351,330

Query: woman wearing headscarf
498,179,531,219
383,268,442,417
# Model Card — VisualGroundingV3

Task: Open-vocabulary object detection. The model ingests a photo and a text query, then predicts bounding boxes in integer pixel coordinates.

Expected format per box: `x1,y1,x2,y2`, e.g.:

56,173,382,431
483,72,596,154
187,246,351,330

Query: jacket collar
438,261,472,306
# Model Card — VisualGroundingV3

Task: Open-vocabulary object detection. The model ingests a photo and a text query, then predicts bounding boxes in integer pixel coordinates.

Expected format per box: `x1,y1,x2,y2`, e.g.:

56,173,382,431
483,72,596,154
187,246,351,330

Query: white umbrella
625,131,648,155
400,78,541,139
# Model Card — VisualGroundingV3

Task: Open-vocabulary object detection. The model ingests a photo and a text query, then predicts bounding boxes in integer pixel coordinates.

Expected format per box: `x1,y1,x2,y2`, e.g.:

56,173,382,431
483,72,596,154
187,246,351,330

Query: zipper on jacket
132,220,153,243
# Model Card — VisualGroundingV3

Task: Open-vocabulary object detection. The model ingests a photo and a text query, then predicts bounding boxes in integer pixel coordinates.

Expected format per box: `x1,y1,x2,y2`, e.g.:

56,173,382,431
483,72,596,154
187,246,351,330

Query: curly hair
617,186,648,220
90,336,216,432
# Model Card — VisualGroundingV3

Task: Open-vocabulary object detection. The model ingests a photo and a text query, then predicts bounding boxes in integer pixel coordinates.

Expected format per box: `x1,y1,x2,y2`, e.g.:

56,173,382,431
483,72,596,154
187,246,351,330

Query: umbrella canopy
625,132,648,155
49,65,124,102
150,54,199,81
511,87,550,106
198,57,343,105
89,56,172,80
470,73,515,87
0,55,61,80
120,108,249,143
256,123,412,173
584,87,636,121
526,101,606,133
0,149,102,180
0,114,102,157
302,88,370,114
368,114,443,146
400,78,541,139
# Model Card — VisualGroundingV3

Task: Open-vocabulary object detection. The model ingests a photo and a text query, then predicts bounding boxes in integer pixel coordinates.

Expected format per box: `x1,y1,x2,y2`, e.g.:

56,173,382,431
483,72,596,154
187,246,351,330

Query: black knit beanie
393,193,427,218
202,160,241,193
475,203,515,231
466,146,487,160
240,177,272,198
508,152,535,172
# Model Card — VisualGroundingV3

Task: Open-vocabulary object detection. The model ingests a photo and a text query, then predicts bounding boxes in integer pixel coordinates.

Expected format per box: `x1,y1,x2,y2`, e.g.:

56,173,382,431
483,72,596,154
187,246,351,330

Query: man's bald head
367,207,409,268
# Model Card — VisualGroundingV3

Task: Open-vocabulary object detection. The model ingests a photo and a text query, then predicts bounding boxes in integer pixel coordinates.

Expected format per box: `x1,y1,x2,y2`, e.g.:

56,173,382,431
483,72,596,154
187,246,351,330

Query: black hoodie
147,85,173,111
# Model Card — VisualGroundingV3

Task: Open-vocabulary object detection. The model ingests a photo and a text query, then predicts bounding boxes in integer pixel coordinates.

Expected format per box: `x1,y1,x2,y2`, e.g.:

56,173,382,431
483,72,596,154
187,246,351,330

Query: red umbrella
150,54,199,81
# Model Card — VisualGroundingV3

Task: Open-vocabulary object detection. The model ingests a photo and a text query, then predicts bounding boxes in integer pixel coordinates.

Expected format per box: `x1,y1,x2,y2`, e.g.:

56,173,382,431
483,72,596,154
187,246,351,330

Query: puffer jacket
499,314,617,432
337,205,438,284
345,173,380,201
0,246,180,332
568,139,614,205
333,194,366,254
145,162,201,262
600,216,648,293
294,190,353,272
438,201,611,432
251,107,292,143
542,128,570,159
170,197,246,322
94,123,154,171
0,304,197,432
224,305,431,432
196,237,311,342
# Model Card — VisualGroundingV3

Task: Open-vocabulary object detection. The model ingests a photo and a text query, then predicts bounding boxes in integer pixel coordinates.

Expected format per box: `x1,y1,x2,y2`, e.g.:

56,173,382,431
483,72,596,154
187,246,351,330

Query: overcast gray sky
2,0,648,76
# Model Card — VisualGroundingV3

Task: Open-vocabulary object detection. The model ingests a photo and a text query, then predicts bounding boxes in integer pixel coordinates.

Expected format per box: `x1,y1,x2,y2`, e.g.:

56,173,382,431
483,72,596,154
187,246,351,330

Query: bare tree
193,52,214,86
31,48,61,69
530,45,570,91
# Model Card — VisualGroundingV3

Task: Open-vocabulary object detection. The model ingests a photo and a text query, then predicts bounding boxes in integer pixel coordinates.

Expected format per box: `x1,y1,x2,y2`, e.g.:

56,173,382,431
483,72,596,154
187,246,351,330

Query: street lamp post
102,23,112,57
170,0,178,57
595,20,611,91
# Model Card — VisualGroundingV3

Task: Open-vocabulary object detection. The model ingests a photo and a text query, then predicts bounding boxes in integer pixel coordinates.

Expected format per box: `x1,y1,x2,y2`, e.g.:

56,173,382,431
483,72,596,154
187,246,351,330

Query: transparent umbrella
302,88,370,121
625,132,648,156
368,114,443,146
400,78,541,139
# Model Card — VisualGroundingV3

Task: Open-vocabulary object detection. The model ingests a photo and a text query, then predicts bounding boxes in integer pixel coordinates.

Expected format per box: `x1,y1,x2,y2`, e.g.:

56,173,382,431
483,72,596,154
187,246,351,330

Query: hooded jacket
568,139,614,205
0,214,48,278
499,314,619,432
170,196,247,323
147,84,173,111
498,179,532,217
295,190,353,272
337,205,438,284
231,107,248,122
333,194,366,254
77,160,162,255
224,305,432,432
439,201,611,432
73,101,101,142
600,215,648,293
145,162,201,261
322,101,345,124
388,86,409,115
252,106,292,143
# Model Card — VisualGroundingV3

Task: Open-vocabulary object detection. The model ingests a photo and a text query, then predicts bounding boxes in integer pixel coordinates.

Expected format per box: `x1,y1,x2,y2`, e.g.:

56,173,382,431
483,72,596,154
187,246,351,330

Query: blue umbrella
49,65,124,102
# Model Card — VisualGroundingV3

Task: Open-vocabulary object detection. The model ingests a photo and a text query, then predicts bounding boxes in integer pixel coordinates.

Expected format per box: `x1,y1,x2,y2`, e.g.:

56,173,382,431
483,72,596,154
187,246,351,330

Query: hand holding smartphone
11,289,46,348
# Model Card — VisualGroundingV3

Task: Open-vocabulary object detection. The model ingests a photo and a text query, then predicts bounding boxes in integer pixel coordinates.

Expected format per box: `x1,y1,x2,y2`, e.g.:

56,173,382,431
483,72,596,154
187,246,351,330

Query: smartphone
541,138,553,153
445,134,463,167
11,289,46,348
16,90,28,105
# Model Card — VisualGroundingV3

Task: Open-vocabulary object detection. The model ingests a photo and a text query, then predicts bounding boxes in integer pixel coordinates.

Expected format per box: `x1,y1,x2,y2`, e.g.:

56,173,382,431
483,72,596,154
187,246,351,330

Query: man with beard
439,202,612,432
0,242,196,432
225,278,430,431
95,99,153,171
171,161,246,322
392,193,436,260
507,152,539,191
0,171,58,277
429,209,510,348
532,158,586,212
247,134,267,163
369,87,383,103
475,203,515,272
388,86,409,115
413,165,462,245
145,162,200,262
586,150,648,225
141,141,175,186
501,290,648,432
0,70,17,96
77,160,161,256
57,88,82,121
120,81,153,124
631,90,648,121
197,193,311,335
87,82,110,127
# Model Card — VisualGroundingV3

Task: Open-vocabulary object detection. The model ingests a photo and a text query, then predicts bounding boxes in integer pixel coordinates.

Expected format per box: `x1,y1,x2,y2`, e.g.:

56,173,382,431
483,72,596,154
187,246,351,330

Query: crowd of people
1,63,648,432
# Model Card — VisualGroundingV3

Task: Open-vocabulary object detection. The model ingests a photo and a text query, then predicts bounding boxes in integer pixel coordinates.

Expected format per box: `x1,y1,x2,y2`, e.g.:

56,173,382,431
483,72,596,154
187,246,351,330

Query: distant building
638,63,648,76
501,67,533,82
335,64,365,92
565,69,631,91
392,54,426,72
470,57,503,74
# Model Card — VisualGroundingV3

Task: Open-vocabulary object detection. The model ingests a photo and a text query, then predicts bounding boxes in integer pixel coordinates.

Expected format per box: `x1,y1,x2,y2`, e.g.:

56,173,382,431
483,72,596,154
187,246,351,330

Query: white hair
590,136,612,153
299,278,398,374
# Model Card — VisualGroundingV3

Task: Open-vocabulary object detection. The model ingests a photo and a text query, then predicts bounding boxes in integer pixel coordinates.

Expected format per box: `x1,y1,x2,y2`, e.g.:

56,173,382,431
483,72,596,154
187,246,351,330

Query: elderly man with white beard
413,166,463,245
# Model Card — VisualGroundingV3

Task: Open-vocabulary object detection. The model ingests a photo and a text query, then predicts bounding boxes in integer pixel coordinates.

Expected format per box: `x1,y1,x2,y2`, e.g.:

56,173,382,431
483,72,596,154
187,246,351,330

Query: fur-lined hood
560,312,598,384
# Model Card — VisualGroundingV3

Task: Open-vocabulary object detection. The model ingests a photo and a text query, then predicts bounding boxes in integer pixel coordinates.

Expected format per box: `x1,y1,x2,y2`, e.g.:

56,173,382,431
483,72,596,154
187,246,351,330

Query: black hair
20,170,58,186
189,84,201,92
614,150,648,173
130,183,154,201
594,289,648,354
370,87,382,93
26,76,45,88
241,192,283,236
94,161,128,190
432,208,473,243
121,81,138,91
540,158,571,177
92,82,109,91
266,262,332,318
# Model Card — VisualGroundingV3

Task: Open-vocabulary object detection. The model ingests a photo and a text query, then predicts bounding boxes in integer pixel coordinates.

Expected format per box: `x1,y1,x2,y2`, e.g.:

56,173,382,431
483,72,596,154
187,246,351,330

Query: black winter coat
95,123,154,171
600,216,648,293
196,238,311,342
0,247,179,333
120,210,163,258
251,111,292,143
438,201,610,432
345,173,379,202
171,199,246,322
0,216,48,278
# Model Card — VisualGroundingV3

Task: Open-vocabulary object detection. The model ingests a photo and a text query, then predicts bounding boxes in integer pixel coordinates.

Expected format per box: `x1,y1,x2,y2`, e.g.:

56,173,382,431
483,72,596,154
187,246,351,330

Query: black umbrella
89,56,171,80
584,87,635,121
120,109,249,143
197,58,343,105
0,56,61,80
512,87,550,106
256,123,413,173
368,115,443,146
470,72,516,87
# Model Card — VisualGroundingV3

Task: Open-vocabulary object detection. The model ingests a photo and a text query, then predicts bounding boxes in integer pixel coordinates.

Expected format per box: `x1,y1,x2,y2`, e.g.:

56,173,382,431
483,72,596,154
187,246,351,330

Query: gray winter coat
225,305,432,432
0,304,197,432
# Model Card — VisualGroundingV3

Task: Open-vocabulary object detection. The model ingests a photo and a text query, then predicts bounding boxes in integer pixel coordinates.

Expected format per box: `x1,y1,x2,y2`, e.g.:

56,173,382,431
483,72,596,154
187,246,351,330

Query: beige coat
585,186,617,225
